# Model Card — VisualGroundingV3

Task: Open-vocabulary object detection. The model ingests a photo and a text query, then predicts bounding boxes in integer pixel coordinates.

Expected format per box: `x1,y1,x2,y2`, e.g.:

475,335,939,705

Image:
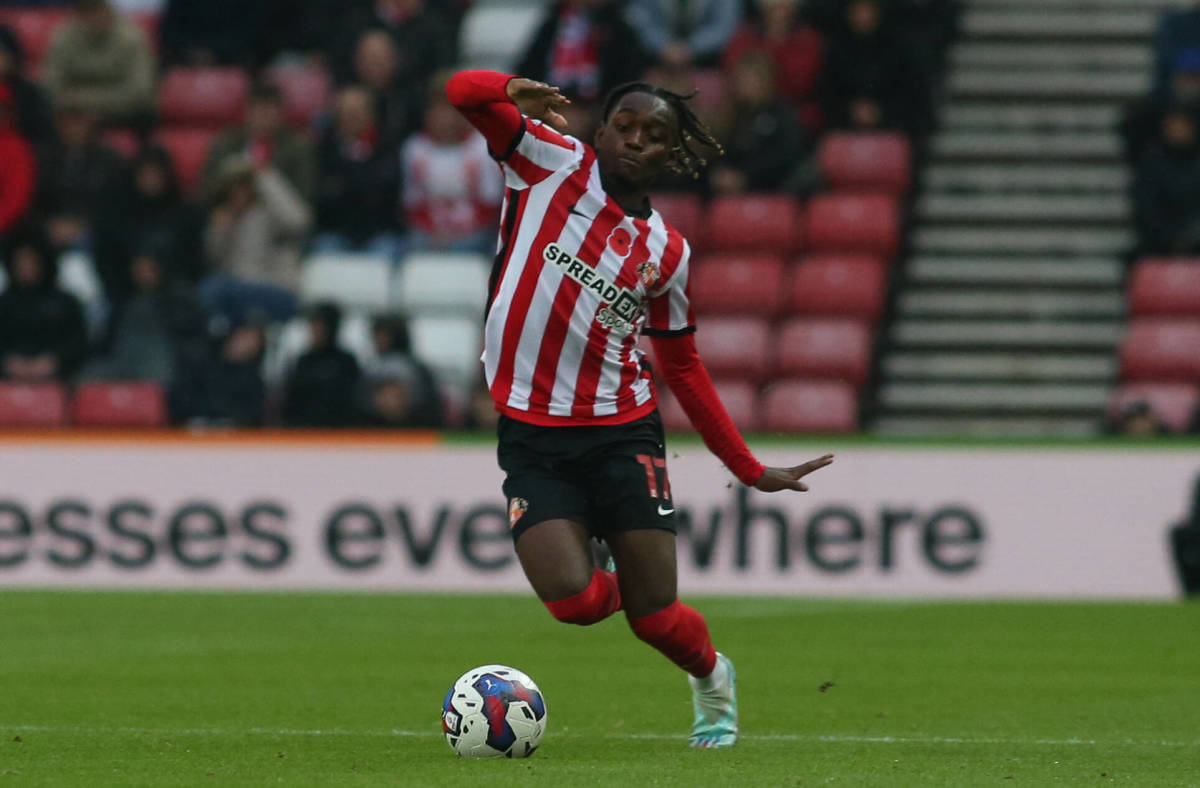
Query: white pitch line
4,724,1198,748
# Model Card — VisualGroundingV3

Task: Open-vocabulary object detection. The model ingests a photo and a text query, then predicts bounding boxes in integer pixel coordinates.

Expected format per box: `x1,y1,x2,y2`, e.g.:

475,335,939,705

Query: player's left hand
753,454,834,493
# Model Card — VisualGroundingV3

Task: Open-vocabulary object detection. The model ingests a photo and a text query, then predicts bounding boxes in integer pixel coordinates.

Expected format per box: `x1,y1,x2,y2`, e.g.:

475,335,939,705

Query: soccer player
447,70,834,749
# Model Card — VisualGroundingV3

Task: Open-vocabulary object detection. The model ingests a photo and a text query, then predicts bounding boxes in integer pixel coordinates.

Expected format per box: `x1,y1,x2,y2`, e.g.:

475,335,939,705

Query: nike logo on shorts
658,503,675,516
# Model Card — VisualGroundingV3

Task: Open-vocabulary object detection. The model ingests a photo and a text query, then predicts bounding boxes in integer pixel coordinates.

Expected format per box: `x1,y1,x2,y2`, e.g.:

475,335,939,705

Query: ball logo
607,227,633,259
508,498,529,529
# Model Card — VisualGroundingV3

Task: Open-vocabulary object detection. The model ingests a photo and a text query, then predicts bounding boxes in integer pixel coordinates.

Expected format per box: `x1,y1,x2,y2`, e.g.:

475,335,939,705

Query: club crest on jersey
636,260,660,288
607,227,633,259
509,497,529,529
543,243,641,332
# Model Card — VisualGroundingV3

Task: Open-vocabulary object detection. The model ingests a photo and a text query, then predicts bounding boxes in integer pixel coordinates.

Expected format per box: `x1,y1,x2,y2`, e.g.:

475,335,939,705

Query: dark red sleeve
445,69,525,159
651,333,766,487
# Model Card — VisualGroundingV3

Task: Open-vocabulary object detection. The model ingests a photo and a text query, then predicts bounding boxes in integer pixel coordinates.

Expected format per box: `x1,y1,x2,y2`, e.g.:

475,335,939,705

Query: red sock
544,569,622,625
628,600,718,678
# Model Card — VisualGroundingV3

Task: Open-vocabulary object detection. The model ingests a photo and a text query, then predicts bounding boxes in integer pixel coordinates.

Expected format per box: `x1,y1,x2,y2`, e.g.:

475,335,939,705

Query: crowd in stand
0,0,955,429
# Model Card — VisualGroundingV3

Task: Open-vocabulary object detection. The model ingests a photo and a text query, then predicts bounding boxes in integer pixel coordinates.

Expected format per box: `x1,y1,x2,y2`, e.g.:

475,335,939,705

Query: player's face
595,92,678,189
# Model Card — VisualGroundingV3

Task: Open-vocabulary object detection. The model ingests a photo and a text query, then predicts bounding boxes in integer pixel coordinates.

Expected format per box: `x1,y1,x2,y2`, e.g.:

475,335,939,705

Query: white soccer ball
441,664,547,758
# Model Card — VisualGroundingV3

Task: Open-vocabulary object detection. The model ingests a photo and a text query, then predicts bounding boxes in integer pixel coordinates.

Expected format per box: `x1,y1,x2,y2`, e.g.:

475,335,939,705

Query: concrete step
950,69,1148,100
873,416,1100,438
924,163,1129,193
963,9,1157,40
942,103,1122,132
884,352,1117,381
951,42,1151,70
891,319,1122,349
913,226,1134,256
880,382,1111,411
898,289,1125,319
907,256,1123,287
931,131,1121,161
917,194,1130,224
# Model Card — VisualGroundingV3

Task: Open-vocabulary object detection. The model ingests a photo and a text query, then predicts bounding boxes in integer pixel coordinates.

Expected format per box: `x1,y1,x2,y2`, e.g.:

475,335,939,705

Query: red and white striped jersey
484,118,694,426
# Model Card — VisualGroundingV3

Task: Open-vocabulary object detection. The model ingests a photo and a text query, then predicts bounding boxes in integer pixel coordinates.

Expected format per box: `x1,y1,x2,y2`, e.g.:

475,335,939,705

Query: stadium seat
459,5,543,70
775,318,873,386
410,316,483,387
159,68,251,128
267,63,331,130
1128,258,1200,316
299,252,393,312
155,128,217,197
391,252,490,316
688,253,785,316
651,193,704,249
0,9,68,70
761,380,858,433
706,195,803,254
0,382,67,428
790,254,887,324
693,317,771,381
657,379,760,433
1108,382,1200,434
818,132,911,195
1119,319,1200,381
805,193,900,258
72,382,167,427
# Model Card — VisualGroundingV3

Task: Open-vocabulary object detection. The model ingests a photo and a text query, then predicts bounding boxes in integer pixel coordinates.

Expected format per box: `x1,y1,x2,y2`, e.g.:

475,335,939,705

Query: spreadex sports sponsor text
0,489,984,574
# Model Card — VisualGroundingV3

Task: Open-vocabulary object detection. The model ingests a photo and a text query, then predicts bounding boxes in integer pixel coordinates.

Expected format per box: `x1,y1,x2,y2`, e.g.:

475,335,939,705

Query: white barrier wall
0,438,1193,598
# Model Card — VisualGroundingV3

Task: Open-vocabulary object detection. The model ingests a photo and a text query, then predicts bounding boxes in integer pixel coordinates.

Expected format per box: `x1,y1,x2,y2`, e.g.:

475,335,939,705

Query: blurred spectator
894,0,959,92
200,156,312,325
334,1,451,138
627,0,741,69
1122,50,1200,164
284,302,362,427
92,144,203,303
464,376,499,431
1109,400,1168,437
0,82,36,236
402,82,503,254
818,0,926,135
361,314,442,428
1154,0,1200,98
1132,103,1200,255
42,0,155,128
160,0,271,68
200,83,316,204
259,0,342,63
709,52,814,196
515,0,647,106
723,0,823,111
0,225,88,382
32,102,124,251
80,239,207,383
0,25,54,141
170,321,267,426
313,85,402,257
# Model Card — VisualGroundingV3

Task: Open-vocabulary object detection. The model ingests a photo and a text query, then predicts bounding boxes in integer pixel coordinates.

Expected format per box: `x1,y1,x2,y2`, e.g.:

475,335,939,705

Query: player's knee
543,570,621,625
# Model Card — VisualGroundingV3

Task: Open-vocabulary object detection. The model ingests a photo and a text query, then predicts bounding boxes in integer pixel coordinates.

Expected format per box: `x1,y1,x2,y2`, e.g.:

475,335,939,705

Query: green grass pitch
2,592,1199,786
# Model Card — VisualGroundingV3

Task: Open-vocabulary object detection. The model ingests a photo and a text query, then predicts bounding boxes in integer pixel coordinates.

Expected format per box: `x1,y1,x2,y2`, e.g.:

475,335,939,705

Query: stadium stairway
874,0,1177,438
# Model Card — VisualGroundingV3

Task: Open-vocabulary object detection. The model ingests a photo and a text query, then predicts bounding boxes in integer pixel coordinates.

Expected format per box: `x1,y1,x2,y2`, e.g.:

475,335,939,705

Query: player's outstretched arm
445,70,571,157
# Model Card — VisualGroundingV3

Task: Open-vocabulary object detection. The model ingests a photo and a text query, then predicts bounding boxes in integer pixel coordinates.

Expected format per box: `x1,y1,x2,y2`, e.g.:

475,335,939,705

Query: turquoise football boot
687,652,738,748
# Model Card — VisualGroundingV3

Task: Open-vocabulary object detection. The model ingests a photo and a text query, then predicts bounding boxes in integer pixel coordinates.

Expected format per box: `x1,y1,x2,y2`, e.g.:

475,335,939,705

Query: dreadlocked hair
602,82,724,179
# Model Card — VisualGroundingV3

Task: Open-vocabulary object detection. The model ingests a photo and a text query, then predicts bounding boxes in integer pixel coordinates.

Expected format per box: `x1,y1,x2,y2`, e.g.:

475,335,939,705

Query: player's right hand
753,454,834,493
506,77,571,131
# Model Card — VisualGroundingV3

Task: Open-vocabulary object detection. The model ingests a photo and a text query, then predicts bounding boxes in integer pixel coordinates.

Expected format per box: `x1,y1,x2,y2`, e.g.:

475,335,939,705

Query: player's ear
593,122,606,148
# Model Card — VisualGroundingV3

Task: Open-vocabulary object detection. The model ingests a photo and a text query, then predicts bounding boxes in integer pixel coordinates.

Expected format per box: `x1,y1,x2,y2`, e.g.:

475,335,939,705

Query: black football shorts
497,410,677,543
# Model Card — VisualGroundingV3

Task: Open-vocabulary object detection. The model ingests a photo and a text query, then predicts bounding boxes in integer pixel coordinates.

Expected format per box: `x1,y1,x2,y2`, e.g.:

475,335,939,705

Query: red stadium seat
790,255,887,323
657,380,761,433
1108,383,1200,434
0,9,69,70
72,382,167,427
762,380,858,433
158,67,250,128
1128,258,1200,316
1119,320,1200,381
806,193,900,258
707,195,803,254
694,317,771,381
651,193,704,249
155,128,217,196
818,132,911,195
267,63,331,130
688,253,786,316
775,318,873,386
0,383,67,428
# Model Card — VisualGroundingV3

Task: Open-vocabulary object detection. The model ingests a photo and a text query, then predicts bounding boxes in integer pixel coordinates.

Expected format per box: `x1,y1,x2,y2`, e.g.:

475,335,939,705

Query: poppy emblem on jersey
607,227,633,259
509,498,529,529
636,261,660,288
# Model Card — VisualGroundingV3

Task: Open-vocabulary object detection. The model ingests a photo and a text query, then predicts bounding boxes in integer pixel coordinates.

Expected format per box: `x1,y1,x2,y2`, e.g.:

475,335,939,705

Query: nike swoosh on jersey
567,203,591,220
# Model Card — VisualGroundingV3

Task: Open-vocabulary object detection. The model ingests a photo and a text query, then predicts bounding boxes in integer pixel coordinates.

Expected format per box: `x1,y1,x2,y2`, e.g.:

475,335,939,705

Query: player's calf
543,568,621,625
